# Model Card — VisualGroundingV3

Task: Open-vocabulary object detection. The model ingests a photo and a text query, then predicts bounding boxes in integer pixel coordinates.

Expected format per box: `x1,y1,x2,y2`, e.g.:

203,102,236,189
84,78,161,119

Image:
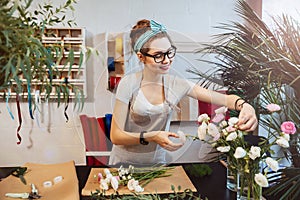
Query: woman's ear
136,52,145,63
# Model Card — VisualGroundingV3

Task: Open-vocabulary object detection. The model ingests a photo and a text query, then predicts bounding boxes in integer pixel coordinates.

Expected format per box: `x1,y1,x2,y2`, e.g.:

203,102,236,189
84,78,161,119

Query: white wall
0,0,243,166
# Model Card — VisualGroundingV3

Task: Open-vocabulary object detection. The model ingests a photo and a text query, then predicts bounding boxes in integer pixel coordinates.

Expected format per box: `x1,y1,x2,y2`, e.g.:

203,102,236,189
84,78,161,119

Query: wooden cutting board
81,166,197,196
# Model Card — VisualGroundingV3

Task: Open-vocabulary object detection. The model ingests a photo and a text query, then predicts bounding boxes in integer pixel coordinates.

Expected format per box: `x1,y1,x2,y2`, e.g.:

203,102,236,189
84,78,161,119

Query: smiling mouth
160,65,170,70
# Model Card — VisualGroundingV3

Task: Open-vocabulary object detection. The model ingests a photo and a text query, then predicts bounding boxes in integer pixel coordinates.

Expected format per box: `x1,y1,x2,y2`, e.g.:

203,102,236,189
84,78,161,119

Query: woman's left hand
236,103,258,132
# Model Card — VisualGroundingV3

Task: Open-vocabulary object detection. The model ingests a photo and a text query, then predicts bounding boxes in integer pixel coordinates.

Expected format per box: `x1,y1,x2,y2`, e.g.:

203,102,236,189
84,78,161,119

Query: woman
108,19,257,165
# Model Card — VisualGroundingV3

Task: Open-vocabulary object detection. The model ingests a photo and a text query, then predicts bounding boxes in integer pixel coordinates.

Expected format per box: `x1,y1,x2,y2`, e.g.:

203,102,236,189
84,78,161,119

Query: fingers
238,116,258,132
162,142,183,151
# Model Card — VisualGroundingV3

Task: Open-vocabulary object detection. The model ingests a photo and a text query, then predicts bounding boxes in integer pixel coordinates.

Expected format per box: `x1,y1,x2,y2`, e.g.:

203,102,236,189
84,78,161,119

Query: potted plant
188,0,300,199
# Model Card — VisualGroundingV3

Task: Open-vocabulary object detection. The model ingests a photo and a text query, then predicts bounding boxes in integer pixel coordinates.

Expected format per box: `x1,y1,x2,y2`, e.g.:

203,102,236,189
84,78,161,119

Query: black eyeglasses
141,46,177,63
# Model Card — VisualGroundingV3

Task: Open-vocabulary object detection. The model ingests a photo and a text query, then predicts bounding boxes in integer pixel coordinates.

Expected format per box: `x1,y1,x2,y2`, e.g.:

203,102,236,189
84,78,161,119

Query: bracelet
234,98,247,110
140,131,149,145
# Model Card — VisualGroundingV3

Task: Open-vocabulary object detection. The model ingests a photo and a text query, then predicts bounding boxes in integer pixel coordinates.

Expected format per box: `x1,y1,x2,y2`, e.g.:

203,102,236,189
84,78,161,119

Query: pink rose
281,121,297,134
266,104,281,112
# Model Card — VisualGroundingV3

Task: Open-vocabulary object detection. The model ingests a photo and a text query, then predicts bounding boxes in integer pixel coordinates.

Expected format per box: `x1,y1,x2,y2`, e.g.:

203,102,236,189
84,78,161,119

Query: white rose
226,131,237,141
276,137,290,148
266,157,279,172
282,133,290,142
216,146,231,152
111,176,119,191
207,123,219,137
198,122,208,140
197,114,210,123
254,173,269,187
228,117,239,126
234,147,247,159
248,146,261,160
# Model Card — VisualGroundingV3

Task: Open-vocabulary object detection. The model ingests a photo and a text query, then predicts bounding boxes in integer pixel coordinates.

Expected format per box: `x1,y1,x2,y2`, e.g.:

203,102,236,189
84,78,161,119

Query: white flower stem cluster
98,166,144,193
196,106,284,188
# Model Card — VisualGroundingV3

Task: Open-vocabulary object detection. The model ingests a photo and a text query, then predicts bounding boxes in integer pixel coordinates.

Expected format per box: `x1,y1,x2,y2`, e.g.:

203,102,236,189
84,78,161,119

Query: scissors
5,184,41,199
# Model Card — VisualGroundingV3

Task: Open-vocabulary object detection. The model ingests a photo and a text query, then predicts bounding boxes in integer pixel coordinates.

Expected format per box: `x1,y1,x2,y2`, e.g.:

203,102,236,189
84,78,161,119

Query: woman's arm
188,84,258,132
110,99,183,151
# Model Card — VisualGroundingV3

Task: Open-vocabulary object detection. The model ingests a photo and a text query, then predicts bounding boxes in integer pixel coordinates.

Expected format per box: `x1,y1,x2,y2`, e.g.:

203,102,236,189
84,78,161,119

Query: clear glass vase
236,171,262,200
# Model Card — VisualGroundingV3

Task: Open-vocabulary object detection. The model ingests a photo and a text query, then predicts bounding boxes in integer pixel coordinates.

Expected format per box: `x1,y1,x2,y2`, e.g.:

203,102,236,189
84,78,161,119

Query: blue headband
133,20,167,52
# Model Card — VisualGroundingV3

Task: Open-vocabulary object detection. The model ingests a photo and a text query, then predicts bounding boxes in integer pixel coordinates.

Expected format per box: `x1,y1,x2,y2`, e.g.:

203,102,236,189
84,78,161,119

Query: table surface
1,162,277,200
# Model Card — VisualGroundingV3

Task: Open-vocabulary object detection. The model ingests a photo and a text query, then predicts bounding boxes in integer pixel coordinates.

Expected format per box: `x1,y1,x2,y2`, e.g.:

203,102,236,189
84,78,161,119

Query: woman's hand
148,131,183,151
237,103,258,132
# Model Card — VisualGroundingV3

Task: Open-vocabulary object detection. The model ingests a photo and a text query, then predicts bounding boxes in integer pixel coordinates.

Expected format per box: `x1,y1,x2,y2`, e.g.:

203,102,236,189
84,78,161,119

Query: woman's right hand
148,131,183,151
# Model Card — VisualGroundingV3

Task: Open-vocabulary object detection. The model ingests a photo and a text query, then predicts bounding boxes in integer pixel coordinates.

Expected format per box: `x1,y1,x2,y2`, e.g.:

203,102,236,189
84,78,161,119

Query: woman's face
141,37,175,74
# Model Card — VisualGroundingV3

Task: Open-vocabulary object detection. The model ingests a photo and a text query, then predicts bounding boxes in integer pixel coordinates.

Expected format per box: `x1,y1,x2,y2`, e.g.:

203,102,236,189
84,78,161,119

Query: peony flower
216,146,230,152
226,131,237,141
266,157,279,172
197,114,210,123
228,117,239,126
281,121,297,134
254,173,269,187
234,147,247,159
276,137,290,148
198,122,208,140
99,179,109,190
177,130,186,144
248,146,261,160
266,103,281,112
110,176,119,191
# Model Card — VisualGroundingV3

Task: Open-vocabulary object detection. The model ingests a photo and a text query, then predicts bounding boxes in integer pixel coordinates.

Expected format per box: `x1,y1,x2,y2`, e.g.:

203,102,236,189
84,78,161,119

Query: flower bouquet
188,106,291,199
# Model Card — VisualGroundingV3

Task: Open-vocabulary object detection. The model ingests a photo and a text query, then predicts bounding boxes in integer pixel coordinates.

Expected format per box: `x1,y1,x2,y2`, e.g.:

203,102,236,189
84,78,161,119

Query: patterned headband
133,20,167,52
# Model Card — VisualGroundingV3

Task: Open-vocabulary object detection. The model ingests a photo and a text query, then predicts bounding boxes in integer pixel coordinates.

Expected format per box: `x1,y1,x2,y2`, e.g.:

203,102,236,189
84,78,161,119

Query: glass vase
236,171,262,200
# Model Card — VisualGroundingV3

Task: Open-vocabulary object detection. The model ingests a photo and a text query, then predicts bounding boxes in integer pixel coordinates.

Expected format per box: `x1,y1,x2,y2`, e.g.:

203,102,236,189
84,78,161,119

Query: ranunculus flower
198,114,210,123
228,117,239,126
248,146,261,160
111,176,119,191
281,121,297,134
234,147,247,159
198,122,208,140
216,146,230,152
266,157,279,172
226,131,237,141
276,137,290,148
177,130,186,144
254,173,269,187
266,103,281,112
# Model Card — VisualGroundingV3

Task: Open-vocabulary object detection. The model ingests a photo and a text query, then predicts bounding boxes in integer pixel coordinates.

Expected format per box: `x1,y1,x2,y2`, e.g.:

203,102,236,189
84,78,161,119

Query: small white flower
226,131,237,141
111,176,119,191
216,146,230,152
276,137,290,148
234,147,247,159
228,117,239,126
214,106,228,114
219,120,228,128
197,114,210,123
198,122,208,140
105,173,113,182
248,146,261,160
177,130,186,144
266,157,279,172
99,179,109,190
254,173,269,187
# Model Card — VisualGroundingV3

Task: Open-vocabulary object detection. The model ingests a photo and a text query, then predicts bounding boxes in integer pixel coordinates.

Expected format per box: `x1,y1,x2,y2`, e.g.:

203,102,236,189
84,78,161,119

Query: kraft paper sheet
0,161,79,200
82,166,197,196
